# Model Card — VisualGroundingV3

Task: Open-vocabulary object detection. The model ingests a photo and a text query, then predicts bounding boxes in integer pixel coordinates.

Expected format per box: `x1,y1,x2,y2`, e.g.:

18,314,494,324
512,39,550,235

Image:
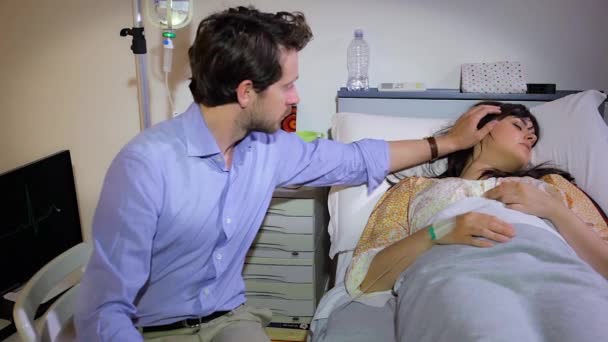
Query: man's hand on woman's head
434,212,515,248
441,105,501,153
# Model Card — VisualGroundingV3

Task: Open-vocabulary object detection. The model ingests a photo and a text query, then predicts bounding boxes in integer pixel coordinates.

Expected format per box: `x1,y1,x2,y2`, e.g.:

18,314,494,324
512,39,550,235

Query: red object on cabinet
281,105,297,132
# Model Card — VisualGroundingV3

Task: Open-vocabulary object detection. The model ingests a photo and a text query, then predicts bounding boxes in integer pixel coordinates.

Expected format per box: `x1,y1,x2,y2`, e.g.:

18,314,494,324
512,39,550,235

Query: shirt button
215,253,223,260
203,288,210,295
226,217,232,224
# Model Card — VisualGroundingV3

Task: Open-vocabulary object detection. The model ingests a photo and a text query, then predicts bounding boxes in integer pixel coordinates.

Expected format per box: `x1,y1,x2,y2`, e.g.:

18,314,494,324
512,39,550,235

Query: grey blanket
396,223,608,342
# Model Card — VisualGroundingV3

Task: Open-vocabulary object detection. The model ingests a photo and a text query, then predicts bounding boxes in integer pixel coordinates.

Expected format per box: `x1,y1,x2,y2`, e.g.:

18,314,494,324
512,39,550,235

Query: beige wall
0,0,140,241
2,0,607,241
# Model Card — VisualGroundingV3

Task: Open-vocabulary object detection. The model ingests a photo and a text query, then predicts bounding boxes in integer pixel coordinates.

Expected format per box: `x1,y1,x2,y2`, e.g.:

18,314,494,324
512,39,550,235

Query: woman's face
479,115,538,172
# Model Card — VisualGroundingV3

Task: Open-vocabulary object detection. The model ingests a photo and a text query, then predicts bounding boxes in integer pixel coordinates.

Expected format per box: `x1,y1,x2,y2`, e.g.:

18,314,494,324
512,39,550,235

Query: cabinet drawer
245,280,314,300
246,297,314,317
247,247,313,261
268,198,313,216
260,215,314,234
243,264,312,283
253,231,313,251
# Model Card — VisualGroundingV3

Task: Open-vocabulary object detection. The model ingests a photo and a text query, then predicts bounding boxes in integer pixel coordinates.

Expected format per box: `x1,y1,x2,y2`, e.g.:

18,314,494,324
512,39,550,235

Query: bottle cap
354,29,363,38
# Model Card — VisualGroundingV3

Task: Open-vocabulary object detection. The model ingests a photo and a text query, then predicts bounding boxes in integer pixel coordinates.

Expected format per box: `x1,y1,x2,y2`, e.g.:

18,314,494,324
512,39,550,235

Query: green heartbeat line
0,184,62,240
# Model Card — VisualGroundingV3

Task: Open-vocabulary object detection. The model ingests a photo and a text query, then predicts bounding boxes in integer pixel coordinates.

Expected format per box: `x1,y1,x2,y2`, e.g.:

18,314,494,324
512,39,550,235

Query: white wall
164,0,608,131
1,0,607,240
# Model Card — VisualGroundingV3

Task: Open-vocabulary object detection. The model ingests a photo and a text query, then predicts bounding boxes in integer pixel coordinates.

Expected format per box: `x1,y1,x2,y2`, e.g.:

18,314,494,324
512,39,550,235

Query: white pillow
328,113,449,257
328,90,608,258
530,89,608,214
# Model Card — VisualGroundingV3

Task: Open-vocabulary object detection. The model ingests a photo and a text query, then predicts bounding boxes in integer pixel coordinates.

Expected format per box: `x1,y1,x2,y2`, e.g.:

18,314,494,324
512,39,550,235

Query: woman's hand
484,181,565,220
441,105,501,152
435,212,515,248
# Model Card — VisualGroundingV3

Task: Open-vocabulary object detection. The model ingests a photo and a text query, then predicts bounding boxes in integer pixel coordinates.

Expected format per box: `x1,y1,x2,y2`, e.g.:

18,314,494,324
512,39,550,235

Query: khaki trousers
141,305,272,342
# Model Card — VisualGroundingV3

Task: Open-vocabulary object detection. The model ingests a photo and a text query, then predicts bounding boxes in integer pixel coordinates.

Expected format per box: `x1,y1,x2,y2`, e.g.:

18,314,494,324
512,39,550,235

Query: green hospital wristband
428,226,437,240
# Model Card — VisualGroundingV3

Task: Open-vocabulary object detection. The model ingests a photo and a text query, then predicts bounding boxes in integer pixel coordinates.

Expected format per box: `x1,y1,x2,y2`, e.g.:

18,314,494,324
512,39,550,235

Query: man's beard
245,108,289,134
248,116,279,133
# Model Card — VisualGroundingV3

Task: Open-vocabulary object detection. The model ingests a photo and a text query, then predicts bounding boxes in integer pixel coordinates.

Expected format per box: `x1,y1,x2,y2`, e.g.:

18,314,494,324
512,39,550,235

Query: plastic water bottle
346,29,369,91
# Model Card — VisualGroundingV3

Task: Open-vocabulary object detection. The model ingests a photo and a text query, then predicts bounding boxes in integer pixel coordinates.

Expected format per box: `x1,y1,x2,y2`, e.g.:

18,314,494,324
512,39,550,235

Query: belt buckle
182,317,203,332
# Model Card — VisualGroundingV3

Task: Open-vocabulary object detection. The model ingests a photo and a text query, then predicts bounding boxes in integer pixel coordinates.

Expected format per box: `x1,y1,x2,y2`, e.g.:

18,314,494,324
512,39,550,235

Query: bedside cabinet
243,187,330,325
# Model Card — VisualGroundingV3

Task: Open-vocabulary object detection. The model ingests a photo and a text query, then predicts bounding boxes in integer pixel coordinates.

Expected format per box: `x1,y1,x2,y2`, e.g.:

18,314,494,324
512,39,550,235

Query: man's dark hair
188,6,313,106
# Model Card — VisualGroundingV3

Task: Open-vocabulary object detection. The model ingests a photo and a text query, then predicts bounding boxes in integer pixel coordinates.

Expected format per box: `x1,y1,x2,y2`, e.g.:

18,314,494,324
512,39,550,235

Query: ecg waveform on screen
0,184,62,241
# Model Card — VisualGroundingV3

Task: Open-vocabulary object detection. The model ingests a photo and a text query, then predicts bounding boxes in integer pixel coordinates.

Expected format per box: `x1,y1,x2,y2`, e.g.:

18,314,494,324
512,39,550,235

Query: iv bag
146,0,193,29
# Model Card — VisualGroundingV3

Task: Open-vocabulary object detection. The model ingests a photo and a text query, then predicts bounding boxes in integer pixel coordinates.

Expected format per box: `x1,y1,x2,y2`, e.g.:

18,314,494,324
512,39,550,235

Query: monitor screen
0,150,83,296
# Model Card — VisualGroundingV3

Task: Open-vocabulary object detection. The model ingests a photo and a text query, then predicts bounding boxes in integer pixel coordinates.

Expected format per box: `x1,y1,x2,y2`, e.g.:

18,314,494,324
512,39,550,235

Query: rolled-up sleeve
75,151,161,342
275,131,389,191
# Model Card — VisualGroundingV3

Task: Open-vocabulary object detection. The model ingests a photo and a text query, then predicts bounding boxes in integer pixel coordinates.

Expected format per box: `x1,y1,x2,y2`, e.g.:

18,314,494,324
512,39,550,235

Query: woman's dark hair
188,6,313,106
430,101,573,181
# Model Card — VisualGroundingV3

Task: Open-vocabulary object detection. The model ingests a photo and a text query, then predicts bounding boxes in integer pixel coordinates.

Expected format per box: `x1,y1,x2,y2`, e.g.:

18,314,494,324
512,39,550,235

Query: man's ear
236,80,254,108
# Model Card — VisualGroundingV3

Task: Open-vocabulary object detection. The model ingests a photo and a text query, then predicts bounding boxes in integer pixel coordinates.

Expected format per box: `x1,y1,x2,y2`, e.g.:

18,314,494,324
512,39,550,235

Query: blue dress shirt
74,103,388,341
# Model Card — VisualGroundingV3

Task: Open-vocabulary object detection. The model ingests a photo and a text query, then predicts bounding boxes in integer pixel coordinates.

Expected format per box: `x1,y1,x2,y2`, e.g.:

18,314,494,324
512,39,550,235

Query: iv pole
120,0,152,130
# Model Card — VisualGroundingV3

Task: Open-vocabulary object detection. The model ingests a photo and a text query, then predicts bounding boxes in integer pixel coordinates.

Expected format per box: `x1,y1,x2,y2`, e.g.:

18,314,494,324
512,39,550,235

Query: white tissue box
460,61,527,94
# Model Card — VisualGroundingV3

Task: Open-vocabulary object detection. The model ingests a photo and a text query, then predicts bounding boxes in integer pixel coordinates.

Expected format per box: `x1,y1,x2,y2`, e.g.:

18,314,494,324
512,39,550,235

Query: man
75,6,499,341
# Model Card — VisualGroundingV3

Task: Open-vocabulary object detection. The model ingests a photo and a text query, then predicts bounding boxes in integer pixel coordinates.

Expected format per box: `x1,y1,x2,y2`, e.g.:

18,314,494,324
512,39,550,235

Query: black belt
141,311,230,333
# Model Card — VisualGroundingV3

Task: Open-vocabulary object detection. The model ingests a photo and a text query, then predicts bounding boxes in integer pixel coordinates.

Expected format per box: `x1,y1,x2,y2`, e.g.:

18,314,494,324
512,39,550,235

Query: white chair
12,242,93,342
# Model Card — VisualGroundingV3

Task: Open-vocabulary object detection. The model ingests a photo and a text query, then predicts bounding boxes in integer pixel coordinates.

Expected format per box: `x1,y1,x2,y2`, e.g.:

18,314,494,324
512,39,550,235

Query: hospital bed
309,88,608,341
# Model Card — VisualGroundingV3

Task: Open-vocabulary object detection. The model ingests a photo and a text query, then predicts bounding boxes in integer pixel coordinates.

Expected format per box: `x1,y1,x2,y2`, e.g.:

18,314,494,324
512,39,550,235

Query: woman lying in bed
345,102,608,341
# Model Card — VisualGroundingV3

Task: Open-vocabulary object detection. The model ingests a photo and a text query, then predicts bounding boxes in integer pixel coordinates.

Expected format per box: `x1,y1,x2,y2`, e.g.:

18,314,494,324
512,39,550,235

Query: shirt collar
182,103,221,158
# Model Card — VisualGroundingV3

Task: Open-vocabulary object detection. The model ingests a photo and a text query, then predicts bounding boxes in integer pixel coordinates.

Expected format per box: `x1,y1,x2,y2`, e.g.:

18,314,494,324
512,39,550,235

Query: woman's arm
360,212,515,293
548,208,608,277
360,227,433,293
485,180,608,278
